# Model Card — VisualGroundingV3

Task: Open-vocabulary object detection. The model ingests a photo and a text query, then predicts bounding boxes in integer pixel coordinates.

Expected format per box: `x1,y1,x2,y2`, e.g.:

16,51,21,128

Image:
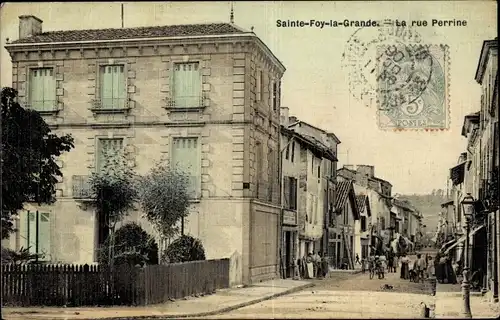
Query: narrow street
204,268,434,319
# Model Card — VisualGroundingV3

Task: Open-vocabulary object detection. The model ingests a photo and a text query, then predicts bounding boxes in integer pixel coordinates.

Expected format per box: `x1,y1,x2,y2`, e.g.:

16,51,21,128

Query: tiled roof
11,23,247,44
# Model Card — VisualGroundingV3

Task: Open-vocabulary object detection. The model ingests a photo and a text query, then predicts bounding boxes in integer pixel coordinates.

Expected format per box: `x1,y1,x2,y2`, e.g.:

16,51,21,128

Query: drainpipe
279,133,295,279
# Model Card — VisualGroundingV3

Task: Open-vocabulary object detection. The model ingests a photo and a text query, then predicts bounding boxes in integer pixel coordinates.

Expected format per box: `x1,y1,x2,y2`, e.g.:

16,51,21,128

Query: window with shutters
256,70,263,102
272,81,279,112
29,68,56,112
21,211,51,260
99,65,126,109
284,177,298,210
173,62,202,108
285,142,290,160
267,148,276,201
97,138,124,172
172,137,201,199
255,141,264,198
361,216,367,232
291,142,295,163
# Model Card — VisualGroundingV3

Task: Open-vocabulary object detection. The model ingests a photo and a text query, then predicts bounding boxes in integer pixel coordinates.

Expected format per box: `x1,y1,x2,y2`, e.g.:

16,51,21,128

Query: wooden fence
1,258,230,307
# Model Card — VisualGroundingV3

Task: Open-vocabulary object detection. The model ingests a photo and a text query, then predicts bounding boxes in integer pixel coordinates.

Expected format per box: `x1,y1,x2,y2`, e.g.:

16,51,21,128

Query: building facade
4,15,286,284
337,165,393,255
475,38,498,302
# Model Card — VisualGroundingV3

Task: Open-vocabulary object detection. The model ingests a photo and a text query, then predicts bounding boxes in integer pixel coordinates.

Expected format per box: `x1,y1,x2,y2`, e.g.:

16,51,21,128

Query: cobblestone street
202,270,434,319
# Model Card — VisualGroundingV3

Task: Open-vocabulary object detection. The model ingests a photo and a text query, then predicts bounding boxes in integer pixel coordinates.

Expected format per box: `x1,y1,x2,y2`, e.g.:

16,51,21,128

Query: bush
99,222,159,266
164,235,206,264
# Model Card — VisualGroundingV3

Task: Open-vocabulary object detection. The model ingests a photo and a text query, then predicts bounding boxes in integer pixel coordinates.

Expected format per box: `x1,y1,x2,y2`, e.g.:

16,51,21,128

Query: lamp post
461,193,475,318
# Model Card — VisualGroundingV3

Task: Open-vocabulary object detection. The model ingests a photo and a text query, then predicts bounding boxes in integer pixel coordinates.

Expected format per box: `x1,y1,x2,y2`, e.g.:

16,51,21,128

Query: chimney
280,107,289,126
289,116,298,124
19,15,43,39
356,165,375,178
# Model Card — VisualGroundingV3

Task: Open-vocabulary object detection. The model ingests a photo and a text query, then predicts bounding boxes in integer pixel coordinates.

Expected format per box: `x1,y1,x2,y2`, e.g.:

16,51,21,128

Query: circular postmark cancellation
341,20,449,130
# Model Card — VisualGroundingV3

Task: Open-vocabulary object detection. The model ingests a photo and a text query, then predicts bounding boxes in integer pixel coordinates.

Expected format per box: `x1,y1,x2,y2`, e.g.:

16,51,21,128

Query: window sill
164,106,206,113
27,109,59,116
89,107,131,115
188,198,201,203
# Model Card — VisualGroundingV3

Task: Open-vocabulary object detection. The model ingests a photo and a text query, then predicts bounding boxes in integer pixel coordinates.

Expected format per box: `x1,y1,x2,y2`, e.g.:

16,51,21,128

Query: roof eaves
475,38,498,84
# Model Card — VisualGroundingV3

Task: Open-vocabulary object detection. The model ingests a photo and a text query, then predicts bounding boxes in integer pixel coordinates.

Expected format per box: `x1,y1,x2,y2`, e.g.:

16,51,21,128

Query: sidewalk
2,279,313,320
434,282,500,318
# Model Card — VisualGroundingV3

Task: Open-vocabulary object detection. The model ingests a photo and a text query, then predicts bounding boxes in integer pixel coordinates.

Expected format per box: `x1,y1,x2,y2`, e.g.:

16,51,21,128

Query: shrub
164,235,206,264
99,222,159,266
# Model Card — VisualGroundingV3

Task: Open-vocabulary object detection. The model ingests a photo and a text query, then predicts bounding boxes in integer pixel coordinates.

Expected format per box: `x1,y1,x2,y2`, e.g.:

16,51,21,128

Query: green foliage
138,164,191,239
164,235,206,264
98,222,158,266
1,87,74,239
89,149,138,228
1,246,43,264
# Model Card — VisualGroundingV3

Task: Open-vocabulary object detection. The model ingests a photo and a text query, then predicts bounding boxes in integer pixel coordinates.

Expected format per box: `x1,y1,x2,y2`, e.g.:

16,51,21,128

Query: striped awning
335,180,353,211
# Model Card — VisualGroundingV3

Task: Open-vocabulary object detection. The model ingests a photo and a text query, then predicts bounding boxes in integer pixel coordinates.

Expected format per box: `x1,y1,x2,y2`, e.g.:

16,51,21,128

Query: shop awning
444,225,485,254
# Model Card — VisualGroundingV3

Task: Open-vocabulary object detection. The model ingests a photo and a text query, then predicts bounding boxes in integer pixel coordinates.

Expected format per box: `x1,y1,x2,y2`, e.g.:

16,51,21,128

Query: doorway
284,231,293,278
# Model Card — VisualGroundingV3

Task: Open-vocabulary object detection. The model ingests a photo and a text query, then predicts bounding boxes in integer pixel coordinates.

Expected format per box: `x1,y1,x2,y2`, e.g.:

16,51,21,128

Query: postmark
341,20,450,131
376,44,449,130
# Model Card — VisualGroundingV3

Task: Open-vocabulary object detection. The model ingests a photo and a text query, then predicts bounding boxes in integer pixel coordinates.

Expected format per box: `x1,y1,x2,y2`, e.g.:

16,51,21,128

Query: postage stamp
341,20,450,131
376,44,449,130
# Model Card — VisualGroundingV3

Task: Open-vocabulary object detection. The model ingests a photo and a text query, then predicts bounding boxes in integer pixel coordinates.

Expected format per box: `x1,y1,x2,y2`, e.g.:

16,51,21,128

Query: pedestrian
387,253,394,273
321,252,329,278
400,254,410,279
427,256,437,296
315,252,323,278
312,251,321,278
415,253,426,281
393,255,398,274
355,253,361,266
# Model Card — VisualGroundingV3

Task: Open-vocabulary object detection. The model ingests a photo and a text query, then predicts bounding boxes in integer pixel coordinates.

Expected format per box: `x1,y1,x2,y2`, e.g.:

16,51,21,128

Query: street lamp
461,193,475,318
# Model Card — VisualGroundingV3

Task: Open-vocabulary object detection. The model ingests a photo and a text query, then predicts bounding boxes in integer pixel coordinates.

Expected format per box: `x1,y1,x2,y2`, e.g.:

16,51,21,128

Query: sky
0,1,497,195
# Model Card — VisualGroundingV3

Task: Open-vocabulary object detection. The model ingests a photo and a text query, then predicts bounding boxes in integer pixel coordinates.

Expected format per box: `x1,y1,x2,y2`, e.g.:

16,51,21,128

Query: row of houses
441,38,498,302
2,15,423,285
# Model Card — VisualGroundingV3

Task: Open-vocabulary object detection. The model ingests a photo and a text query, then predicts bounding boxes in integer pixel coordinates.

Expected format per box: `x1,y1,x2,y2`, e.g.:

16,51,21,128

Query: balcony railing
165,93,206,109
90,98,129,112
26,100,58,113
72,175,92,199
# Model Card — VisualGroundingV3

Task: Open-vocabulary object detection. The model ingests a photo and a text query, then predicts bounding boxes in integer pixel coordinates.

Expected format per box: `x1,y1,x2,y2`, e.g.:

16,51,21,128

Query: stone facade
5,17,285,284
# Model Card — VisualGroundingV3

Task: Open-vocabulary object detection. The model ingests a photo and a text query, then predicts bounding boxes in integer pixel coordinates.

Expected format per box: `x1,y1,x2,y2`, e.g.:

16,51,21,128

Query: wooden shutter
39,212,50,260
256,70,262,101
174,63,201,108
30,69,43,110
113,65,126,108
291,178,297,210
283,177,290,209
19,211,28,250
172,137,200,197
28,211,37,254
42,69,55,111
101,66,113,108
97,139,123,172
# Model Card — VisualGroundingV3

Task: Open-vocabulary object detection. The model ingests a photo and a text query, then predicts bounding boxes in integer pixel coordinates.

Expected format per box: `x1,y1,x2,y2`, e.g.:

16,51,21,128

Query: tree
88,147,138,266
164,235,206,264
1,87,74,239
98,222,158,266
138,164,191,261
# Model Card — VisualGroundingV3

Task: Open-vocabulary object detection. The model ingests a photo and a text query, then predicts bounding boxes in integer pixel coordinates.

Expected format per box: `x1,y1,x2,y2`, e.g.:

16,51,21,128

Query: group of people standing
298,252,329,279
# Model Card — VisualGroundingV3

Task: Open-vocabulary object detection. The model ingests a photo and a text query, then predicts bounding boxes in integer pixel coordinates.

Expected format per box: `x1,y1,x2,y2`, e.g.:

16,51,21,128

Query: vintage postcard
0,1,498,319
